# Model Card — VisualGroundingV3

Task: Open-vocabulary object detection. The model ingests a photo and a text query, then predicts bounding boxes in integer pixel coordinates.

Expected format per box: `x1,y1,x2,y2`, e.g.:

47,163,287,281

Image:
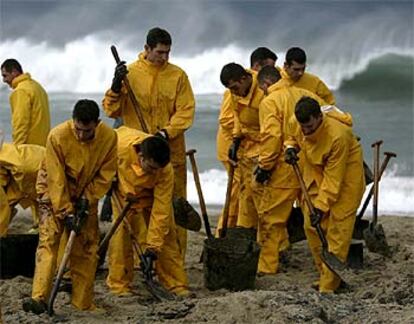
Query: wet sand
1,211,413,323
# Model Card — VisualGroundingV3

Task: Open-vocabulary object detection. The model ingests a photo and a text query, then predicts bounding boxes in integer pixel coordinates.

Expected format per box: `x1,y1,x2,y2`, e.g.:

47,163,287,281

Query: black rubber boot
22,298,47,314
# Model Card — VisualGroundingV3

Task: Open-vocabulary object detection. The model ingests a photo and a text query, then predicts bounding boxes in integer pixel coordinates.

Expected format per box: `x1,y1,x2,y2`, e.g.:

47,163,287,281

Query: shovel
186,149,213,239
291,162,350,282
363,141,391,257
353,150,396,239
112,192,175,301
219,161,235,238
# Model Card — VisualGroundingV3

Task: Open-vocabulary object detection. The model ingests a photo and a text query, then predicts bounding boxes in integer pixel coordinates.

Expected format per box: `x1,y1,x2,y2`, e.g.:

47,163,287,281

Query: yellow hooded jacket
10,73,50,146
259,83,326,188
103,53,195,165
281,69,335,105
285,115,364,212
232,70,264,159
38,120,117,218
115,126,175,253
216,90,234,162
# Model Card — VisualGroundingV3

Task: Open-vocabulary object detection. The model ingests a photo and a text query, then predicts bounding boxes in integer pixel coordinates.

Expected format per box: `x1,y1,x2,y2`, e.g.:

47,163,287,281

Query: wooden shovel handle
220,163,235,238
372,140,383,225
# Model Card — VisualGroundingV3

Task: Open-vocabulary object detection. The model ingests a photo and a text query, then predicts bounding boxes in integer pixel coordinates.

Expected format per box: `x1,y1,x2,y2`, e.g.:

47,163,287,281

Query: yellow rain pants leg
173,163,187,258
257,187,299,274
215,161,240,236
236,157,262,230
32,203,99,310
142,209,189,295
106,201,143,295
0,186,11,237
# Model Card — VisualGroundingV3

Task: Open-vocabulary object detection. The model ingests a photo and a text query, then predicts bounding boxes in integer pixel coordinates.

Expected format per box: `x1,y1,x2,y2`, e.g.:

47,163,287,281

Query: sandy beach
0,210,413,323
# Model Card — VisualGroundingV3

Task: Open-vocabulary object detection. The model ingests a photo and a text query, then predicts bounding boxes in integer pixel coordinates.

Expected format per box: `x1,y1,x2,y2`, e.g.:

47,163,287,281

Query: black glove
285,147,299,165
254,166,272,184
100,193,112,222
310,208,324,228
155,129,169,141
228,138,242,162
111,61,128,93
140,250,158,276
75,197,89,220
65,214,81,234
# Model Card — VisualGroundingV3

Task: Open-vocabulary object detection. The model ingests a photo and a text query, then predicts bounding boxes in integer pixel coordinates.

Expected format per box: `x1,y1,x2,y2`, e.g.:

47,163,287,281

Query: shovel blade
353,219,369,240
363,223,391,257
321,250,354,283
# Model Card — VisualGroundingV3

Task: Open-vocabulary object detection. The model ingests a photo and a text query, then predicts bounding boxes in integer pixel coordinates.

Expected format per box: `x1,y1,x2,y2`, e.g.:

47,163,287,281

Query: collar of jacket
280,68,296,86
11,73,31,89
304,115,326,142
267,78,290,95
138,52,168,72
236,69,261,106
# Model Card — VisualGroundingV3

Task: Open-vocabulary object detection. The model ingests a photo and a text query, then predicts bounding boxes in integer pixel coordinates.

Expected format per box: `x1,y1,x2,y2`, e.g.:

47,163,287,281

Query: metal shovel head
173,197,202,231
353,219,369,240
321,249,353,283
347,240,364,270
363,222,391,257
144,276,176,301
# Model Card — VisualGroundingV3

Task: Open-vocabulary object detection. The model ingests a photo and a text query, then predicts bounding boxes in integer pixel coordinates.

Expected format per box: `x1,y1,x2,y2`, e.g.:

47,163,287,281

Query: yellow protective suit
215,90,240,234
10,73,50,146
230,70,264,231
281,69,335,105
31,120,117,310
285,115,365,292
257,83,327,274
106,127,188,296
0,143,45,236
103,52,195,256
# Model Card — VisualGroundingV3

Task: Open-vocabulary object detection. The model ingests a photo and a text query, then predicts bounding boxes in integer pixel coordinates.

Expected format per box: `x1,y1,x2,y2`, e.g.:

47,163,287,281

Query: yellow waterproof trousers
215,161,240,236
303,194,358,293
0,187,11,237
106,205,188,296
31,204,99,310
258,187,299,274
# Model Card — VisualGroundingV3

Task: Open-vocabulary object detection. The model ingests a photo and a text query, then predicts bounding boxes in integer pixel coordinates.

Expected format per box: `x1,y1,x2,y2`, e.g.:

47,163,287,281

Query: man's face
145,43,170,67
227,76,251,97
139,153,162,174
299,114,322,136
258,77,275,95
1,68,20,88
284,60,306,82
73,119,98,142
252,58,276,72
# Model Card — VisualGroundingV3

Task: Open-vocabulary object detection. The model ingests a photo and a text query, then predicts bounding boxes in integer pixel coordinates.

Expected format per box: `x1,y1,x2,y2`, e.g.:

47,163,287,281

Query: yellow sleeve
146,165,174,252
316,80,335,105
163,73,195,139
219,91,234,131
283,116,300,150
102,88,128,119
259,98,282,170
314,136,350,212
10,89,31,144
84,133,117,202
231,97,242,139
45,134,74,218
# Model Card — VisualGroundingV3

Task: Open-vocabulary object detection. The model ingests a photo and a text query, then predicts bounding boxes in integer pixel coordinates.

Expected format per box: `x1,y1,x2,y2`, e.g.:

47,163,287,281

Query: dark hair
257,65,282,85
1,59,23,73
220,63,249,87
285,47,307,65
138,136,170,167
72,99,100,124
250,47,277,68
146,27,172,49
295,96,321,123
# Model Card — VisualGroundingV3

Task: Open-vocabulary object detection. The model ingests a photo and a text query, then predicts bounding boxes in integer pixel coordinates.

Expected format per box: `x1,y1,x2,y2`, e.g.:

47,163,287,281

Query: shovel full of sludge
363,141,392,257
187,149,260,291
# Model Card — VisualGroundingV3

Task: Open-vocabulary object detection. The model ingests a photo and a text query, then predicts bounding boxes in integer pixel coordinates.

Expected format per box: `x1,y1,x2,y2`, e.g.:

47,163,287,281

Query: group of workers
0,26,366,315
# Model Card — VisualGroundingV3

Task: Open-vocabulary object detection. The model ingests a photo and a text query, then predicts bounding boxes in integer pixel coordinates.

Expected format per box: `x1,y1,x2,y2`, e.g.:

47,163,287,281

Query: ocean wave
186,169,414,215
0,37,412,95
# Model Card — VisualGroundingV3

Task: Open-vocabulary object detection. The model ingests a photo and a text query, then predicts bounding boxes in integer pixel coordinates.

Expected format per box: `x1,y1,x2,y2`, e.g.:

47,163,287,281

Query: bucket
225,227,257,241
203,237,260,291
0,234,38,279
287,207,306,243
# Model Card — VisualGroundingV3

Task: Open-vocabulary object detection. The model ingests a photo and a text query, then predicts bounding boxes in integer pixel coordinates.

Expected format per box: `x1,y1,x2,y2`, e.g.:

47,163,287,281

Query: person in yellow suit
0,138,45,237
254,65,331,275
1,59,50,146
215,48,277,234
219,63,265,238
1,59,51,232
281,47,336,105
106,126,188,296
284,96,365,293
216,47,277,235
103,27,195,257
22,99,117,314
